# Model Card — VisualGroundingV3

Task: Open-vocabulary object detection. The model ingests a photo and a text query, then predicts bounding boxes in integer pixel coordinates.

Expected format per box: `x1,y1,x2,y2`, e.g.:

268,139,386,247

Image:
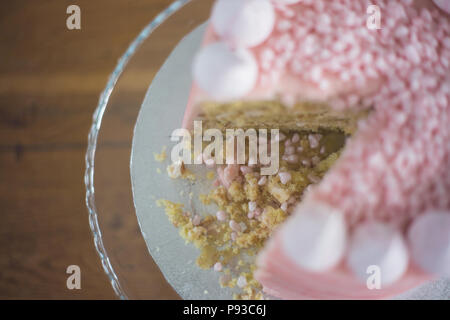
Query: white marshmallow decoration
347,222,409,286
211,0,275,48
408,211,450,277
192,42,258,101
281,201,347,272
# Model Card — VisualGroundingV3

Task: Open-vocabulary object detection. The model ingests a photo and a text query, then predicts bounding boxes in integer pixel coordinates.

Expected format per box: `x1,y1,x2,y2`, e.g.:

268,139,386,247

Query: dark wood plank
0,0,178,299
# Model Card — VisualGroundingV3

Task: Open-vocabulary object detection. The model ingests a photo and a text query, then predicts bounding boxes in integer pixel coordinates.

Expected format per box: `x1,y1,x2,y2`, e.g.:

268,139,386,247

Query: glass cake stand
84,0,214,299
85,0,449,300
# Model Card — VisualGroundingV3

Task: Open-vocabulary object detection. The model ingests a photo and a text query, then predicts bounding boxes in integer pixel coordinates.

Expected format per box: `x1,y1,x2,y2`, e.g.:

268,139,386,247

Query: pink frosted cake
173,0,450,299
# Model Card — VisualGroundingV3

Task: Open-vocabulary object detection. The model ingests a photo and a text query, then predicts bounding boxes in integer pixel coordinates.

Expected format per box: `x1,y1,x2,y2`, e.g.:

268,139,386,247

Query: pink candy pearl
240,166,253,175
279,172,292,184
214,262,223,272
229,220,241,232
192,215,202,226
216,210,227,221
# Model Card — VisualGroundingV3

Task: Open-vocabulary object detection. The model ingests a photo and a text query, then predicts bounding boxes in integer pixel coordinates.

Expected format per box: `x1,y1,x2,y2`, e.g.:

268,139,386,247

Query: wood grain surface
0,0,183,299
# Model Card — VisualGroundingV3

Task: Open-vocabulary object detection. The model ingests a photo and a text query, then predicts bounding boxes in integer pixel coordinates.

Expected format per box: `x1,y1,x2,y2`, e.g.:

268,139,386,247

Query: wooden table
0,0,182,299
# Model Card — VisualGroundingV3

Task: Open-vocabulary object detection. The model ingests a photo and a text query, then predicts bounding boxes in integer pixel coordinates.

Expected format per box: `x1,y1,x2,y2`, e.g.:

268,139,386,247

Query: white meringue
347,222,409,286
192,42,258,101
408,211,450,277
211,0,275,48
281,201,347,272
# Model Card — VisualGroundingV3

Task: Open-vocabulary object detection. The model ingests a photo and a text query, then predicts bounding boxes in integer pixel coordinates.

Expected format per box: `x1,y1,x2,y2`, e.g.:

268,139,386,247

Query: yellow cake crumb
153,146,167,162
167,160,196,180
206,171,215,180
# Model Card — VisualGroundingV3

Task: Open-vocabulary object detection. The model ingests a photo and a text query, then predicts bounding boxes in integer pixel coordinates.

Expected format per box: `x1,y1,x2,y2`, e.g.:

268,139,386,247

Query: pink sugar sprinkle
283,154,299,164
211,0,450,229
258,176,267,186
308,134,320,149
275,132,286,142
192,215,201,226
240,166,253,175
443,37,450,48
288,196,297,205
307,173,321,184
221,164,239,187
253,208,262,216
301,159,311,168
277,19,292,32
237,276,247,288
284,146,296,155
279,172,292,184
405,44,421,64
216,210,227,221
204,158,215,168
214,262,223,272
229,220,241,232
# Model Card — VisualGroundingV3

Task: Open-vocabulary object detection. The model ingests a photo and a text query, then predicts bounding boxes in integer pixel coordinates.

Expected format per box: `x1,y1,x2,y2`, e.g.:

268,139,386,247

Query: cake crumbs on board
156,130,344,299
153,146,167,162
